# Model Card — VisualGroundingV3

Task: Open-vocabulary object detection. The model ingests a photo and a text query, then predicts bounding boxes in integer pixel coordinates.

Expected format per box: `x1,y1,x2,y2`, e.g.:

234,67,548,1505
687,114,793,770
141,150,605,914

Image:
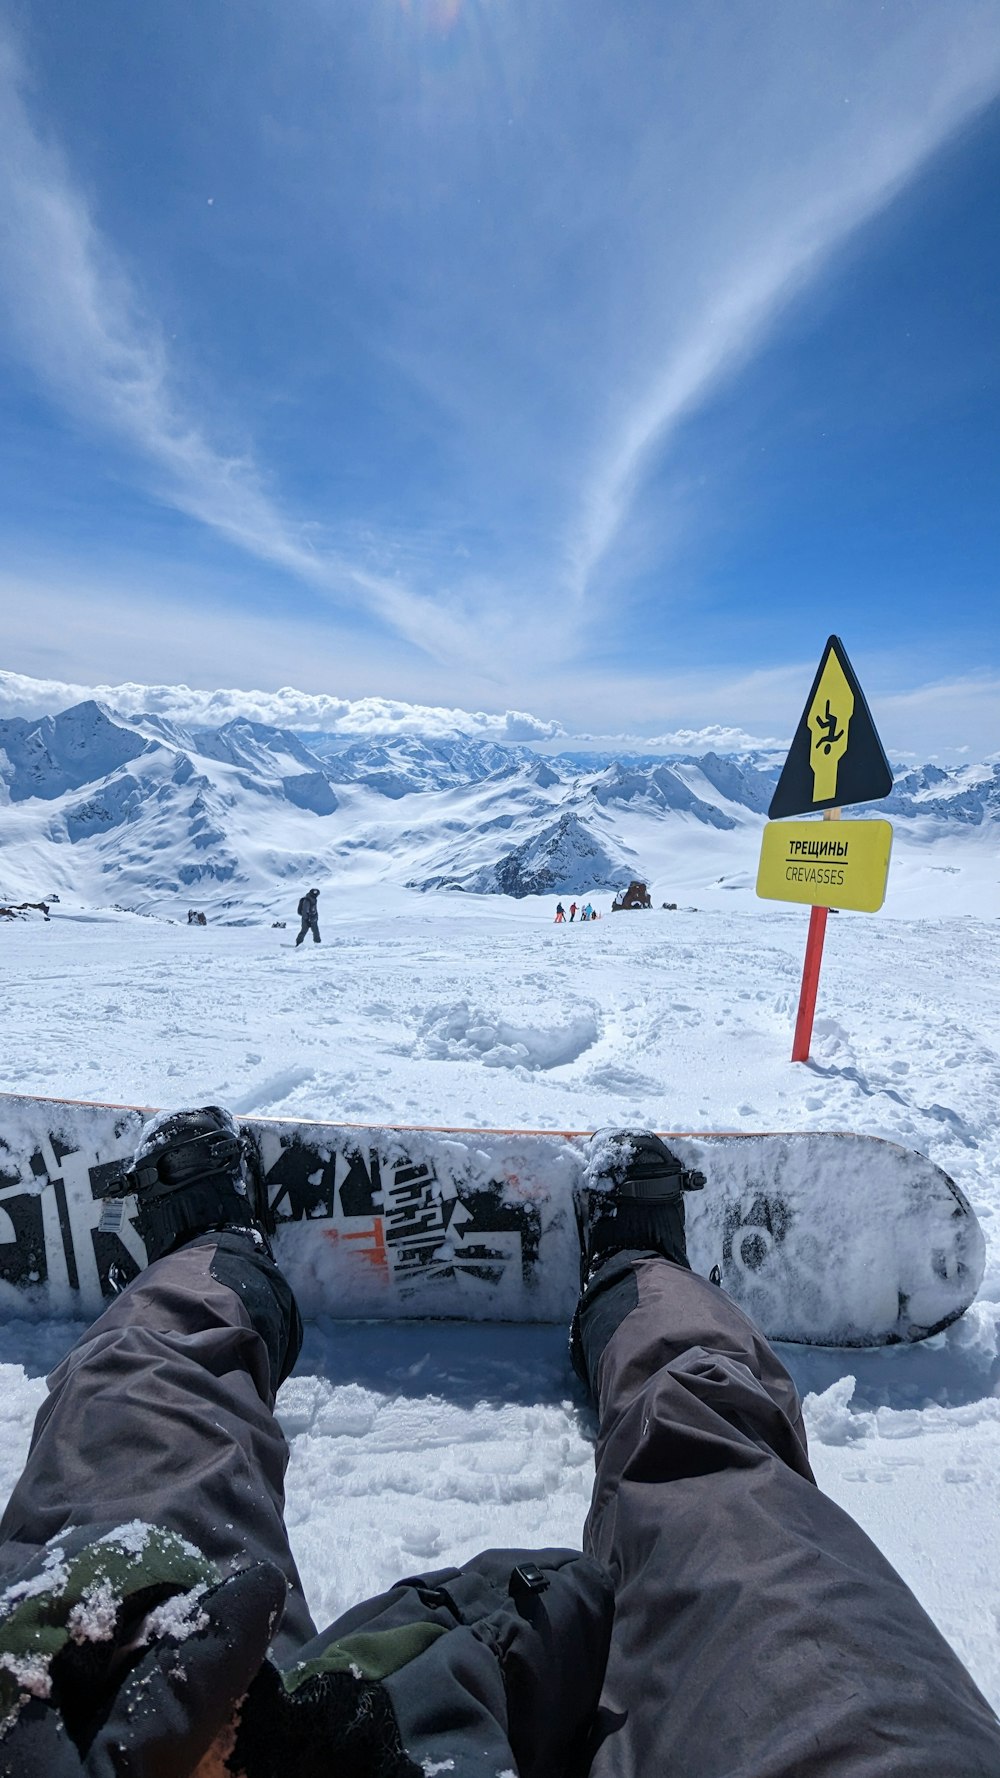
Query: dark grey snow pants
0,1233,315,1663
0,1235,612,1777
4,1235,999,1776
576,1250,1000,1778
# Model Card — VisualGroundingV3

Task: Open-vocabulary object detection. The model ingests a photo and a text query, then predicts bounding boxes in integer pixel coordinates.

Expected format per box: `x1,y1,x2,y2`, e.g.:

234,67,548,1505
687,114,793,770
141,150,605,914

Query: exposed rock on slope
0,702,148,801
462,814,634,897
588,760,737,828
884,763,1000,825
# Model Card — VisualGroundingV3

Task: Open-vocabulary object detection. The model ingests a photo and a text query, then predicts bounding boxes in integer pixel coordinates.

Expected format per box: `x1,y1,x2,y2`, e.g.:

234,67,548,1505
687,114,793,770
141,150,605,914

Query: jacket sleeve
293,1546,614,1778
0,1524,285,1778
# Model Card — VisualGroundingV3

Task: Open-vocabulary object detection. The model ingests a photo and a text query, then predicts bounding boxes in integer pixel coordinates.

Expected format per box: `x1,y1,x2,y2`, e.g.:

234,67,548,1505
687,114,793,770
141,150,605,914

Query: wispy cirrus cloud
1,4,999,691
564,19,1000,601
0,30,506,672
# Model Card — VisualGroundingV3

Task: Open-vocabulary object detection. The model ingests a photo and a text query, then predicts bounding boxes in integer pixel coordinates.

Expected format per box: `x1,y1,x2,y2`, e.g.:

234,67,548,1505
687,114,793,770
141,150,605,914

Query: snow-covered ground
0,893,998,1708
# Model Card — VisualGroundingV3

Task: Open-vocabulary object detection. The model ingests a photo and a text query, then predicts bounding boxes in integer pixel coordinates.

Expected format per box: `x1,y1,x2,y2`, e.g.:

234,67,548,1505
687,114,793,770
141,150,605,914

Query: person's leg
577,1250,1000,1778
295,917,308,945
0,1230,436,1776
0,1229,314,1664
0,1109,446,1776
310,916,321,944
0,1234,614,1778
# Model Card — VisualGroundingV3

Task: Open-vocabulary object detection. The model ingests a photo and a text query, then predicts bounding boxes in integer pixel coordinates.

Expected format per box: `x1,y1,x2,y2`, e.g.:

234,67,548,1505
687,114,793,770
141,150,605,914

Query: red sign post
790,808,838,1062
791,907,829,1062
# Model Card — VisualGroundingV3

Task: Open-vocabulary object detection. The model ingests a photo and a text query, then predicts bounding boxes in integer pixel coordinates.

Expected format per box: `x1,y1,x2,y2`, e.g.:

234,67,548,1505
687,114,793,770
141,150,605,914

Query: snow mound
413,1000,600,1071
803,1376,874,1445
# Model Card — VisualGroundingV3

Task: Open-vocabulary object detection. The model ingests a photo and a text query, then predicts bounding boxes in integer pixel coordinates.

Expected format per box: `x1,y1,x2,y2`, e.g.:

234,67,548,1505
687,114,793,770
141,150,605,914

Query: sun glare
399,0,465,36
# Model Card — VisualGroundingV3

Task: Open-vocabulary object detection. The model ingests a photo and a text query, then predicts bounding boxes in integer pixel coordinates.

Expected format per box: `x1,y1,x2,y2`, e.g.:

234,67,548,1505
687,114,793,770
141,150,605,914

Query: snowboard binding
574,1128,705,1288
116,1106,274,1264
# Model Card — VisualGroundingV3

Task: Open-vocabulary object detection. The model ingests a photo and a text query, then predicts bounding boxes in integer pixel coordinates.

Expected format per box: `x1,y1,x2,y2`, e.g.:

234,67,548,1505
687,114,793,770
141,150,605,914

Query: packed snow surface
0,892,998,1711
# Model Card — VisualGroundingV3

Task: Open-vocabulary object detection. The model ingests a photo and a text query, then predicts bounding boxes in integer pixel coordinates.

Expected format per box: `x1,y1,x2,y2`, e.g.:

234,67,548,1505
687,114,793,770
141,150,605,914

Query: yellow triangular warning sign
769,637,892,819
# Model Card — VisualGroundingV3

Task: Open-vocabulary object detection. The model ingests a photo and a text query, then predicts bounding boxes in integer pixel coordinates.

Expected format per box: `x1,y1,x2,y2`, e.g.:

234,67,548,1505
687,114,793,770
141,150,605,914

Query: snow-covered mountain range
1,700,997,918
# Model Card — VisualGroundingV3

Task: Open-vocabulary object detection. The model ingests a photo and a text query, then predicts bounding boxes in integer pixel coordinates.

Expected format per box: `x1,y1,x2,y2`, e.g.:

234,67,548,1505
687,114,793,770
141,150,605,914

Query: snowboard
0,1091,986,1347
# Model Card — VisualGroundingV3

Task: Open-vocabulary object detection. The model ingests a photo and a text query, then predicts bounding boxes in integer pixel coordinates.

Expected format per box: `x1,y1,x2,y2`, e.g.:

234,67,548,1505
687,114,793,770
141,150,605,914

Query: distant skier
295,887,321,946
569,901,578,922
555,902,566,923
583,903,594,921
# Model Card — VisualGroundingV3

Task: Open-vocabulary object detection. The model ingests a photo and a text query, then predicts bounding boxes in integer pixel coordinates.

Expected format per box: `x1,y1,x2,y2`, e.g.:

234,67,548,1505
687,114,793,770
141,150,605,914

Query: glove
0,1523,286,1777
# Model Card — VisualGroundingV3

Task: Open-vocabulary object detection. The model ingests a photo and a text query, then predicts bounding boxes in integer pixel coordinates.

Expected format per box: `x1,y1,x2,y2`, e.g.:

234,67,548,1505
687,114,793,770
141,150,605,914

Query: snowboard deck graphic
0,1091,986,1347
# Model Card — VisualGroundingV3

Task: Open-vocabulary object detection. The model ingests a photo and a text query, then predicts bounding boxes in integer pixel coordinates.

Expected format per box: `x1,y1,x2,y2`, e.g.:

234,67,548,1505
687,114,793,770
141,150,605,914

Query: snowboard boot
118,1105,274,1263
574,1128,705,1288
569,1130,706,1390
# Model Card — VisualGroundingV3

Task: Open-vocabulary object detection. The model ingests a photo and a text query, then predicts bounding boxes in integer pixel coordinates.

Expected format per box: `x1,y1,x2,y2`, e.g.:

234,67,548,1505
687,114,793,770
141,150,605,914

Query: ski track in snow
0,898,998,1706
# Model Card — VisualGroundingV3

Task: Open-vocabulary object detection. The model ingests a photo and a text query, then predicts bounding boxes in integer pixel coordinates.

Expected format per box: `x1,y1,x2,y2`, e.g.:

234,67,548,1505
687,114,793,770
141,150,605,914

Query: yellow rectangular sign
756,818,893,913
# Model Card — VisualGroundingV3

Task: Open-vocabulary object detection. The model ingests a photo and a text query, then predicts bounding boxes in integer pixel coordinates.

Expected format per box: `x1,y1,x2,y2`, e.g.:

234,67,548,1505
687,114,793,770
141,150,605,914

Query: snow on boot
119,1105,272,1263
574,1128,705,1286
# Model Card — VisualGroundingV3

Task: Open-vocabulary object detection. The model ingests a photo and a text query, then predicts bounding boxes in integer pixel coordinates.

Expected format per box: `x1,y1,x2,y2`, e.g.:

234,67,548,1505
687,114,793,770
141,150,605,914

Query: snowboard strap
127,1129,244,1193
623,1160,707,1194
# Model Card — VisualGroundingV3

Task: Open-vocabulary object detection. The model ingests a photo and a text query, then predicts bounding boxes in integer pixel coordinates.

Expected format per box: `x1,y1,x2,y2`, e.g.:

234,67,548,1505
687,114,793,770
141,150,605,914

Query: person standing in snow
0,1110,997,1777
569,901,577,922
294,886,321,946
555,901,566,922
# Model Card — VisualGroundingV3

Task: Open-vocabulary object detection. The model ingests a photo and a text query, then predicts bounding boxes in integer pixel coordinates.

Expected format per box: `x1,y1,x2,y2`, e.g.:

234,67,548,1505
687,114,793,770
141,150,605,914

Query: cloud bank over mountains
4,666,997,772
0,670,564,745
0,669,789,755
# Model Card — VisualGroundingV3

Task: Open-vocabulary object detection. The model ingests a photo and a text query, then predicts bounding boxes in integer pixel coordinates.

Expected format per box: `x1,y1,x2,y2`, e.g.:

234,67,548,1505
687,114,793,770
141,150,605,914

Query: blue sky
0,0,998,757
